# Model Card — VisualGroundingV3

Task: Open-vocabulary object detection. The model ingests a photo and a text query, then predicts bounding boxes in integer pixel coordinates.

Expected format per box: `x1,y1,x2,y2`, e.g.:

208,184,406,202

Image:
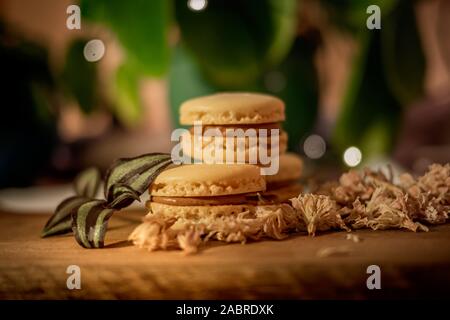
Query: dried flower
290,194,349,236
129,204,300,253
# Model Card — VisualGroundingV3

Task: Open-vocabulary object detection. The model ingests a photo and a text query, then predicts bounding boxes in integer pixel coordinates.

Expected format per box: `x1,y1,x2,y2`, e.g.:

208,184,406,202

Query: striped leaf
72,199,115,248
74,167,101,198
41,166,101,238
104,153,172,201
41,196,90,237
107,184,141,209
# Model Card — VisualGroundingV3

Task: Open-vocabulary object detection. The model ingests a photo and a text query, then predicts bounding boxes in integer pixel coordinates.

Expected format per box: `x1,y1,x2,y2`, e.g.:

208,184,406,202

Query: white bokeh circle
188,0,208,11
343,146,362,167
83,39,105,62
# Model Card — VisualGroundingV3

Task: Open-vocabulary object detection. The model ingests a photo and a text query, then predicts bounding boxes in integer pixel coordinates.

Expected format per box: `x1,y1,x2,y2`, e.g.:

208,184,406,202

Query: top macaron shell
180,92,285,125
150,164,266,197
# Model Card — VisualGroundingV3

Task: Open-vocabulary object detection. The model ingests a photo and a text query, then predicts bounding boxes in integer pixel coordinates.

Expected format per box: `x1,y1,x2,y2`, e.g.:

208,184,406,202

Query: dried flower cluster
129,164,450,253
129,204,301,254
309,163,450,233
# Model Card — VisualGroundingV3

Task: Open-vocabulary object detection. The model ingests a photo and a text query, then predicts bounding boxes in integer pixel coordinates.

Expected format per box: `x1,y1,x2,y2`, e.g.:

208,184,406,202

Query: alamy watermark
66,5,81,30
66,265,81,290
367,5,381,30
366,264,381,290
171,121,280,175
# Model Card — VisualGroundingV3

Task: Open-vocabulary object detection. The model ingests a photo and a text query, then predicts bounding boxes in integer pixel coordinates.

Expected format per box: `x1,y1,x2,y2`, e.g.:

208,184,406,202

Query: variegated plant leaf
104,153,172,201
74,167,101,198
42,219,73,238
42,153,174,249
41,196,90,237
72,199,115,248
41,166,100,238
107,184,141,209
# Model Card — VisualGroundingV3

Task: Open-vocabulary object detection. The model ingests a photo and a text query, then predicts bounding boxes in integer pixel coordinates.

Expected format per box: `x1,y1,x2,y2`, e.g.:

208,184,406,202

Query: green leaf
381,0,425,106
41,196,90,237
42,219,73,238
111,63,142,127
175,0,298,88
107,184,141,209
264,0,298,66
105,153,173,200
42,166,101,237
80,0,171,76
74,167,101,198
72,199,114,248
333,31,401,160
61,39,99,113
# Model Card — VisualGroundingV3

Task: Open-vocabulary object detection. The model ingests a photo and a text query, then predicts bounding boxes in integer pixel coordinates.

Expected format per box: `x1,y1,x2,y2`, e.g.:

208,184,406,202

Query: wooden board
1,210,450,299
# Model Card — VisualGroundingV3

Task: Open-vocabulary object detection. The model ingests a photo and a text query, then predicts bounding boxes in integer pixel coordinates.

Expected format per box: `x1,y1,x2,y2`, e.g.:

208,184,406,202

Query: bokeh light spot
188,0,208,11
343,146,362,167
303,134,326,159
83,39,105,62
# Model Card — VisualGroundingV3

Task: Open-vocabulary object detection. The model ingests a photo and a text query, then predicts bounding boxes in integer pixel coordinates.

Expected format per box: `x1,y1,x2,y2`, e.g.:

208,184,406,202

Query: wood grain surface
1,210,450,299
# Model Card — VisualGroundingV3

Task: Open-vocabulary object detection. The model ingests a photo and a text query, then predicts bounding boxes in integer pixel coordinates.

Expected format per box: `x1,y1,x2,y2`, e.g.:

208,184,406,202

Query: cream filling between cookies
150,193,268,206
149,181,302,207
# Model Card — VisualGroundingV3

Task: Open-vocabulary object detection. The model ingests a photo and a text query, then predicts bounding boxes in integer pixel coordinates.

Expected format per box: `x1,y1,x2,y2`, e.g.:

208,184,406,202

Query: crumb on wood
316,246,351,258
346,233,361,243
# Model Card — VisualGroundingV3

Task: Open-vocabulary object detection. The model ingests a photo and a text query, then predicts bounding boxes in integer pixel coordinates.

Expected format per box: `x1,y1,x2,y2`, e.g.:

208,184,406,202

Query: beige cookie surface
265,153,303,184
150,164,265,197
148,202,256,218
180,92,285,125
148,202,289,219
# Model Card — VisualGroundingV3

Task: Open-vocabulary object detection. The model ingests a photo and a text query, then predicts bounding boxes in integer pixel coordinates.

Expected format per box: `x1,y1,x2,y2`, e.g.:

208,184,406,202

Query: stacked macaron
131,93,304,252
144,92,303,216
179,92,303,204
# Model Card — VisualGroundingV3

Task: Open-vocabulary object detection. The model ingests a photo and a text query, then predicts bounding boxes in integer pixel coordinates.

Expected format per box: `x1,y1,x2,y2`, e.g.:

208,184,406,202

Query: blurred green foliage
333,30,401,159
333,0,425,157
175,0,298,88
1,0,430,187
169,45,217,128
80,0,170,76
263,36,319,152
381,0,425,106
61,39,100,114
112,63,142,126
65,0,427,161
